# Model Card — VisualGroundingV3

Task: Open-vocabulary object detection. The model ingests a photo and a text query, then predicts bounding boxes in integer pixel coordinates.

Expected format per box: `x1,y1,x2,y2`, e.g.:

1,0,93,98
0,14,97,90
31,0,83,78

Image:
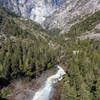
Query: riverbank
1,67,57,100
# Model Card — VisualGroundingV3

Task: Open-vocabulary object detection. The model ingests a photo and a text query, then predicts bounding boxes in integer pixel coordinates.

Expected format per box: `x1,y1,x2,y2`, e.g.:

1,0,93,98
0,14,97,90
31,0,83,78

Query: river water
32,65,65,100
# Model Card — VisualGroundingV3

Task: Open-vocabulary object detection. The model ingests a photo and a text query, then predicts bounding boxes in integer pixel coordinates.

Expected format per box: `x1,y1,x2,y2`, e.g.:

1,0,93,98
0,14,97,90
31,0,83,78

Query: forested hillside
0,7,100,100
0,7,61,92
58,39,100,100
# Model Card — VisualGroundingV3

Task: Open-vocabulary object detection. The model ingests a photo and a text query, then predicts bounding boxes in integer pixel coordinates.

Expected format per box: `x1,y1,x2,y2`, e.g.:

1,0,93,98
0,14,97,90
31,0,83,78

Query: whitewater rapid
32,65,66,100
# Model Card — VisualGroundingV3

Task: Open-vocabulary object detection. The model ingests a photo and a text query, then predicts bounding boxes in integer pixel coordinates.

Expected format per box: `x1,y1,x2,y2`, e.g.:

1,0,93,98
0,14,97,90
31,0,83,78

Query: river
32,65,65,100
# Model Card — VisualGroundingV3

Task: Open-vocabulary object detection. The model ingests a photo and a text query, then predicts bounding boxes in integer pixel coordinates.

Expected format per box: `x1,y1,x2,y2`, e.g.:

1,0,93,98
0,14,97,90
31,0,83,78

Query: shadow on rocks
0,97,8,100
0,78,10,89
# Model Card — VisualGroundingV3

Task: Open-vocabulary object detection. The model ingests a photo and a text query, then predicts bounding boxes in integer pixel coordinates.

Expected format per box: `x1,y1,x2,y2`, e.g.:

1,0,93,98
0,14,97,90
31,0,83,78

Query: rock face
0,0,100,33
44,0,100,33
0,0,64,24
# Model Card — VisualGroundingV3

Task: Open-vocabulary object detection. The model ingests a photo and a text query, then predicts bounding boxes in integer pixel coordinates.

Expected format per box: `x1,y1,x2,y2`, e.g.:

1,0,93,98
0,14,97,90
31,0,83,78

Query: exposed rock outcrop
44,0,100,33
0,0,64,24
1,0,100,34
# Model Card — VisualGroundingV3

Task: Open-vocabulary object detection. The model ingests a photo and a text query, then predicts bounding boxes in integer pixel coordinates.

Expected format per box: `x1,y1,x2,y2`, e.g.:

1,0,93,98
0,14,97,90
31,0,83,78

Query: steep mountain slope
0,7,62,82
1,0,100,35
44,0,100,33
0,0,64,24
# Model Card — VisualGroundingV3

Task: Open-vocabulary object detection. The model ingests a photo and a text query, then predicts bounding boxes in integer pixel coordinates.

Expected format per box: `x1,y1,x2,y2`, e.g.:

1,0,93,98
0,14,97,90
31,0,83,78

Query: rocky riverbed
5,67,64,100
